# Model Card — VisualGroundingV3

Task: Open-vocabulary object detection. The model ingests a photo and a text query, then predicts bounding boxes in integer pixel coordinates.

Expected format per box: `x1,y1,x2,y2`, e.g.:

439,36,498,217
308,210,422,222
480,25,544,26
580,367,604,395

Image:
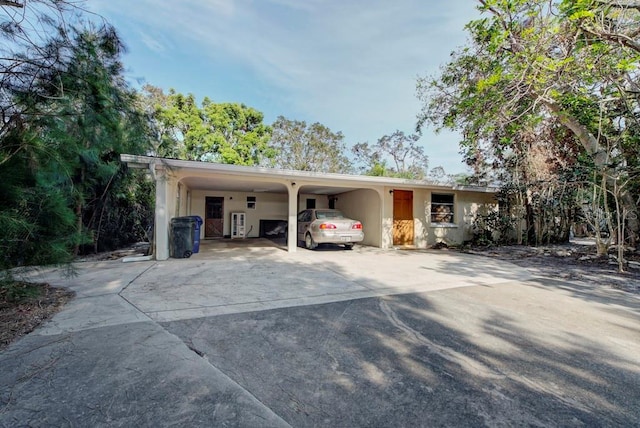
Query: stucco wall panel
190,190,288,238
426,190,497,246
297,193,329,211
336,188,382,247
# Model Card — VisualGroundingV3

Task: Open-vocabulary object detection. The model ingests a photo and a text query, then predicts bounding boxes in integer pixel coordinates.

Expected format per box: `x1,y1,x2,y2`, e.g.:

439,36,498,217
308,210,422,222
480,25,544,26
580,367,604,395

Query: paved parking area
29,240,532,332
164,279,640,426
122,241,533,323
2,239,639,427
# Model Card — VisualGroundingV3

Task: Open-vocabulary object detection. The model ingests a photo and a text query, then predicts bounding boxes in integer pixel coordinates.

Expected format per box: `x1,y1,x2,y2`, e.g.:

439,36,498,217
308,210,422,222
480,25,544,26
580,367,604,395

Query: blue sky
90,0,481,174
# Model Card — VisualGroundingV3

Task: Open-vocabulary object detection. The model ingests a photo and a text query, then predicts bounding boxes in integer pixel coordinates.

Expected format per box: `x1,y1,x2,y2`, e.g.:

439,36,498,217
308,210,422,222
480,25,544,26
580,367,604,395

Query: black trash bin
170,217,196,258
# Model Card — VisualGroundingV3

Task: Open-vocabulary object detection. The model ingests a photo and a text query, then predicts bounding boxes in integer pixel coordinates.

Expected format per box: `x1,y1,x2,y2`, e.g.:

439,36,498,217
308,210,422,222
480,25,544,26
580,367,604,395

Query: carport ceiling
180,176,360,195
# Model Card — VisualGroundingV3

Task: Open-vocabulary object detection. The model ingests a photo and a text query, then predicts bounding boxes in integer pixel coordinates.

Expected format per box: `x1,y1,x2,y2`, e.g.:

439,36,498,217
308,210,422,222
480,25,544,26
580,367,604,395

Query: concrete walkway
1,240,638,427
22,241,532,332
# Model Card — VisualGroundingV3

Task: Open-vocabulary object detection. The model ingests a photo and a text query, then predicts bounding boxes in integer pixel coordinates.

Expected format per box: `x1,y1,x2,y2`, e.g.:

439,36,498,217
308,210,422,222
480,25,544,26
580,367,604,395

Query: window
297,210,311,222
431,194,454,223
247,196,256,209
316,210,344,219
306,198,316,209
329,197,337,209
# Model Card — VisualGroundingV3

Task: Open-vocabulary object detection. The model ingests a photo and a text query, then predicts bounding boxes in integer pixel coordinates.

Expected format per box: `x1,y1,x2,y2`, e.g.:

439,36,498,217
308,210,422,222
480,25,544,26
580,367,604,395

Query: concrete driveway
1,240,639,427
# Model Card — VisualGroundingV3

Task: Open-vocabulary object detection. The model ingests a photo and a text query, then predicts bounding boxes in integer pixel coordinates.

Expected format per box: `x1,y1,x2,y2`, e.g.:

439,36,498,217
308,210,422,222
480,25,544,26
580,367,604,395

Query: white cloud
138,31,166,53
90,0,480,172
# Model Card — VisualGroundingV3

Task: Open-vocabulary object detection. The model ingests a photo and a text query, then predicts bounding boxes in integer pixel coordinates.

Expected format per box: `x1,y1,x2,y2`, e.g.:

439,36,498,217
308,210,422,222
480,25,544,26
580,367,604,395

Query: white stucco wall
176,183,188,217
413,188,429,248
334,188,382,247
189,190,288,238
426,190,497,246
181,187,496,246
456,191,498,242
381,186,395,249
376,187,498,248
154,165,180,260
297,193,330,211
185,180,490,249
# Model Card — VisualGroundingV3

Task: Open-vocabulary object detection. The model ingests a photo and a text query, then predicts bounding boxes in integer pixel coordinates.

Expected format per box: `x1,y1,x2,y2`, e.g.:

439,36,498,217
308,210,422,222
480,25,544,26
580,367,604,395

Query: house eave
120,154,497,193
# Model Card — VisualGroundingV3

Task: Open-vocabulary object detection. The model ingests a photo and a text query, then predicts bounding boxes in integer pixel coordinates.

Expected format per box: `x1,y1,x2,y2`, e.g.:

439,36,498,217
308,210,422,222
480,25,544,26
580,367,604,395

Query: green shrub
0,273,42,304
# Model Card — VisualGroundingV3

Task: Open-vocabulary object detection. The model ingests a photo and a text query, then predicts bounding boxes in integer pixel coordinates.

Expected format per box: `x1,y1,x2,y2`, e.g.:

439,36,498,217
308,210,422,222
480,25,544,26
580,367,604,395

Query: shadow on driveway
162,274,640,426
2,242,639,427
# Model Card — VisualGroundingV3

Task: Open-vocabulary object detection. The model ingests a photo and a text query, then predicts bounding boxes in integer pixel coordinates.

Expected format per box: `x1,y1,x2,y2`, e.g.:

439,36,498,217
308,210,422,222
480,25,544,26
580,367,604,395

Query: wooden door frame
393,189,414,246
205,196,224,238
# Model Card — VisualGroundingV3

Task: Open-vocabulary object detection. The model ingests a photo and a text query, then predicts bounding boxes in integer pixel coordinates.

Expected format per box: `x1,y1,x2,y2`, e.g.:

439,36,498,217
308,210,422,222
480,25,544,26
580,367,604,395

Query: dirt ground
1,240,638,351
0,282,74,351
461,240,640,294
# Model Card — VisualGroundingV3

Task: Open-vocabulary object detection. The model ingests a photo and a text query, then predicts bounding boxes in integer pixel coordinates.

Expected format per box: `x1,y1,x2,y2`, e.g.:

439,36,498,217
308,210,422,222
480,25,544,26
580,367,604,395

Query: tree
1,23,152,267
569,0,640,54
427,166,448,184
417,0,640,245
266,116,351,173
201,100,273,165
1,1,89,143
34,26,151,254
352,130,428,179
140,86,273,165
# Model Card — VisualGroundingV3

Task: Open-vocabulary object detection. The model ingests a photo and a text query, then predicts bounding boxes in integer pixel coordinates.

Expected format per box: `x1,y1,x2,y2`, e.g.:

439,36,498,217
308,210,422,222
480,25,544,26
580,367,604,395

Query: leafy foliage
0,272,43,303
417,0,640,245
352,130,428,179
267,116,351,173
140,86,273,165
92,168,155,252
28,26,152,254
0,151,78,268
1,19,153,268
1,1,82,141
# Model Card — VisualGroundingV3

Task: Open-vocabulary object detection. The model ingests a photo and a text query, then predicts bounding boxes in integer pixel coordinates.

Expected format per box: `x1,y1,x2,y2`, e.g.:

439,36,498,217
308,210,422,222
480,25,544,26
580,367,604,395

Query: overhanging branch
0,1,24,7
595,0,640,12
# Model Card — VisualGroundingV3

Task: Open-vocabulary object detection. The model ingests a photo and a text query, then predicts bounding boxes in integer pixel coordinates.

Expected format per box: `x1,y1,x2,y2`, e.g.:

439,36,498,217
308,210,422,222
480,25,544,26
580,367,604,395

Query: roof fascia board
120,154,497,193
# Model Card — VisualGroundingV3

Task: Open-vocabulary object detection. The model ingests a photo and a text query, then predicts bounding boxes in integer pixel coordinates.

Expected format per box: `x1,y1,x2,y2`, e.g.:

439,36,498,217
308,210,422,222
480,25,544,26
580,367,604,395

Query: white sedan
297,209,364,250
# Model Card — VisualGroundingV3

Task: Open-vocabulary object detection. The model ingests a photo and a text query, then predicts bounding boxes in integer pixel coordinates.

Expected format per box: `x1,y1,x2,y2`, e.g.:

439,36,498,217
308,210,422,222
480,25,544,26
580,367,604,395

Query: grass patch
0,277,44,303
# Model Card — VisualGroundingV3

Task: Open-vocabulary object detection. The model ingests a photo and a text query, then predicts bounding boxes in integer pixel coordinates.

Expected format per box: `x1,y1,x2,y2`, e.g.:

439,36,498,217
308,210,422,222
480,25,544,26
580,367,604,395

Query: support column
381,187,393,249
287,182,299,253
154,164,170,260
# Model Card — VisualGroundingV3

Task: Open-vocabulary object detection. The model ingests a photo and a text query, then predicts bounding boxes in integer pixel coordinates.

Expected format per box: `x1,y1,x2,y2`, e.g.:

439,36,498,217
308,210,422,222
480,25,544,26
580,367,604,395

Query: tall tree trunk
74,199,82,256
525,191,536,246
74,166,85,256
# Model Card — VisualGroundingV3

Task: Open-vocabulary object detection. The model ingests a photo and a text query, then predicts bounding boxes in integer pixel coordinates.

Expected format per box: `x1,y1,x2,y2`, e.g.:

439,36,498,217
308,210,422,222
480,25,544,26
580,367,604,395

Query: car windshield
316,210,344,219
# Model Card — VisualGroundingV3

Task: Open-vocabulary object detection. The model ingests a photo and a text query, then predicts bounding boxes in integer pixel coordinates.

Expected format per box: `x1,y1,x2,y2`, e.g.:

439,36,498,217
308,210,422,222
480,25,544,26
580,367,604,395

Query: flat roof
120,154,497,194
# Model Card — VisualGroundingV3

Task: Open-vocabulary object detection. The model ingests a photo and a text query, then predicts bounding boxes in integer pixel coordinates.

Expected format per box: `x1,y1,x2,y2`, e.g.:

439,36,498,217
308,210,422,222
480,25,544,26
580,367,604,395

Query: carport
120,155,389,259
120,155,497,260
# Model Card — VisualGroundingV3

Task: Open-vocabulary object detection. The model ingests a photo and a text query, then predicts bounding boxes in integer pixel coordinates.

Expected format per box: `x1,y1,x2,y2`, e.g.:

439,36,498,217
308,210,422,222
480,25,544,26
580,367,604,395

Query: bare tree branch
0,1,24,7
595,0,640,12
581,24,640,53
